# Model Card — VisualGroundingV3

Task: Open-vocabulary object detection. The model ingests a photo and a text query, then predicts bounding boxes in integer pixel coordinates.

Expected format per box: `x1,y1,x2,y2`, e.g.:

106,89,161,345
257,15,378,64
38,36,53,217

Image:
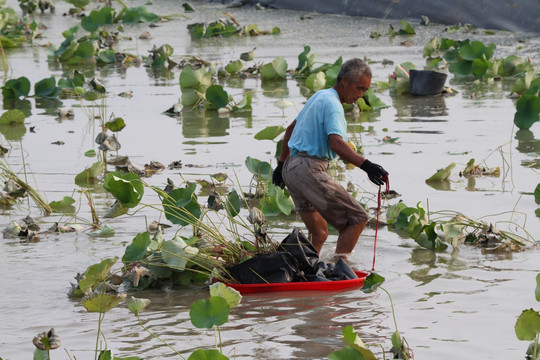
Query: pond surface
1,1,539,359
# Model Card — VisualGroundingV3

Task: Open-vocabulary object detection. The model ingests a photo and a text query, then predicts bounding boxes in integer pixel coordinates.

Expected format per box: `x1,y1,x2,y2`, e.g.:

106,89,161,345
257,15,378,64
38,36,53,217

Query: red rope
372,174,389,271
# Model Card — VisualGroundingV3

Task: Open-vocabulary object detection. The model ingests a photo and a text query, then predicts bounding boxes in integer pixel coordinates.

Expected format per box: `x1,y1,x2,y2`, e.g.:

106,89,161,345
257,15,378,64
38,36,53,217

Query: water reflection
408,248,442,285
261,79,289,98
0,124,26,141
392,93,448,120
3,98,32,117
181,110,230,138
35,97,63,116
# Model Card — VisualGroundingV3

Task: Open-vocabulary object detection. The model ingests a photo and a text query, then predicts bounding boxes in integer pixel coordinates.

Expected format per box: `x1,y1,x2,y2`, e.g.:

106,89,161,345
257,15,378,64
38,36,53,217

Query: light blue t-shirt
288,88,347,160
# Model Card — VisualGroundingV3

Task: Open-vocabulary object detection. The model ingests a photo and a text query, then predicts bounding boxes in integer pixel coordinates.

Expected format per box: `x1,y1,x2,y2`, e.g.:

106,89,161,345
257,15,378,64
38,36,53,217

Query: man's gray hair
337,58,371,83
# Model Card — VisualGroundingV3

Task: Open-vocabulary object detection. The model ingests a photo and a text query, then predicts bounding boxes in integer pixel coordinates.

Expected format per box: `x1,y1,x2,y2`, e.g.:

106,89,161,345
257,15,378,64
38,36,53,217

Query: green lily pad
260,57,288,80
188,349,229,360
2,76,30,99
103,172,144,208
515,308,540,341
126,296,151,316
426,162,455,182
225,189,241,218
81,6,115,32
74,161,106,185
162,184,202,226
49,196,76,214
536,273,540,302
206,85,229,109
225,60,243,74
105,117,126,132
209,282,242,308
82,292,126,313
305,71,326,92
514,94,540,130
361,272,385,293
78,257,118,292
122,6,159,24
254,125,286,141
0,109,25,124
189,296,230,329
122,232,151,265
245,156,272,180
161,236,199,271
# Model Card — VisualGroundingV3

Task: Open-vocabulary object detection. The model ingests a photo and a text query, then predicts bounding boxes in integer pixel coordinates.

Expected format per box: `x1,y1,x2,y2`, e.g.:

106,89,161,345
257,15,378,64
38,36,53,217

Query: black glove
272,161,285,189
360,159,388,186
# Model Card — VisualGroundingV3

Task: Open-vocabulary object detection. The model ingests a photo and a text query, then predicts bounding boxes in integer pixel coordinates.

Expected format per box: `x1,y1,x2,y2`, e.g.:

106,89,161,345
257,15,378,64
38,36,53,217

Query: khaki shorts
282,155,368,232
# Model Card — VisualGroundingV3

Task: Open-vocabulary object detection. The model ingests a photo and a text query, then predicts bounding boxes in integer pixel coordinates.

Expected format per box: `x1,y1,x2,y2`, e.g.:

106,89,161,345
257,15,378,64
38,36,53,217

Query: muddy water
1,0,539,359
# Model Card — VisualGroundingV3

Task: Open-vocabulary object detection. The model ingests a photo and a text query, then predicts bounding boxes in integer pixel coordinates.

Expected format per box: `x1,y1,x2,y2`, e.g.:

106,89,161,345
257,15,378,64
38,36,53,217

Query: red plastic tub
223,270,368,294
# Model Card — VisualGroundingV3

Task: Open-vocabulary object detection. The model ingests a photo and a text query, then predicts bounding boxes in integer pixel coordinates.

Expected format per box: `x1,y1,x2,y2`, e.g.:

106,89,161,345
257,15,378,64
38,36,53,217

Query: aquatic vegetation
513,74,540,130
187,12,279,38
389,62,415,95
386,201,536,251
388,19,416,36
423,37,534,79
515,273,540,360
0,6,40,48
18,0,54,15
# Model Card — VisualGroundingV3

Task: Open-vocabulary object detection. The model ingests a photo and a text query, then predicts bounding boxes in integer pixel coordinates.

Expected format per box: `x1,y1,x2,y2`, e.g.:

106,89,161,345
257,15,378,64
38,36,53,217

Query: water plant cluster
0,0,538,359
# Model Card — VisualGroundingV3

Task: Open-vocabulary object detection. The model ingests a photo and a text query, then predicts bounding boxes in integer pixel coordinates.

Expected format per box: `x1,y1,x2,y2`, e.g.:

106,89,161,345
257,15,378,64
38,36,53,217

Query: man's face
340,75,371,104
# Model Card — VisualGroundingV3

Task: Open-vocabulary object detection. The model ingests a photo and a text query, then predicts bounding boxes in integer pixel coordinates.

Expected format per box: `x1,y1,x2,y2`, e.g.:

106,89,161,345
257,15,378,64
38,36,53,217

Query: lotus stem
137,315,186,359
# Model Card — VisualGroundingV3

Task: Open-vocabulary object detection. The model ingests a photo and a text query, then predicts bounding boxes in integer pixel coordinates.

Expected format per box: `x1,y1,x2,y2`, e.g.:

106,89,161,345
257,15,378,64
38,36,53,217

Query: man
272,58,388,261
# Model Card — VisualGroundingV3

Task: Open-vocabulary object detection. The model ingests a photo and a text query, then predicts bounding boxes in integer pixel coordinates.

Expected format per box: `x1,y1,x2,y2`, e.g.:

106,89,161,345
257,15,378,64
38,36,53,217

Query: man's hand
360,159,388,186
272,161,285,188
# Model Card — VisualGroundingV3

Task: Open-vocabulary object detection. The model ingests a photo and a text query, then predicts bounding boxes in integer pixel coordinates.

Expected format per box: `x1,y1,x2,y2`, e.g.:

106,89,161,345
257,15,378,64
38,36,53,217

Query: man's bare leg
299,210,328,252
335,221,367,256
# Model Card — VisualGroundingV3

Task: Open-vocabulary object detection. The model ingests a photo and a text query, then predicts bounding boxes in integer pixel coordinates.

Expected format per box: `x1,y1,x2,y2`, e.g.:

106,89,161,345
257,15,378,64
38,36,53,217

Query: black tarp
214,0,540,34
227,227,358,284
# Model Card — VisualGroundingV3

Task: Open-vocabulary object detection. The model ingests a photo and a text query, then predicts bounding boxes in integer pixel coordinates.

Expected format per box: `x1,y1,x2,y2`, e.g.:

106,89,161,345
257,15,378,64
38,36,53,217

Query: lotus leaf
535,184,540,203
245,156,272,180
515,309,540,341
329,345,374,360
189,296,230,329
81,7,115,33
260,57,287,80
514,94,540,130
181,88,205,107
342,326,366,349
122,6,159,24
65,0,89,9
459,41,487,61
2,76,30,99
49,196,76,214
449,60,473,77
240,48,255,61
0,109,25,124
82,292,126,313
105,117,126,132
206,85,229,109
88,224,115,237
34,76,61,98
536,273,540,301
254,125,285,141
126,296,151,316
74,161,106,185
296,45,316,74
231,92,252,113
97,49,116,63
361,272,385,294
426,162,455,182
103,172,144,208
161,236,199,270
225,189,241,218
122,232,151,265
104,201,129,218
78,257,118,292
209,282,242,308
305,71,326,92
188,349,229,360
225,60,243,74
162,184,201,226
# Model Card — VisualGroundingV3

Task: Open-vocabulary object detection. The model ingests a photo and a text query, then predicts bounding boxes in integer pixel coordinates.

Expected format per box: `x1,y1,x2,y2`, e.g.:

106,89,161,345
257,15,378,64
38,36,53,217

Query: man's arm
278,119,296,162
329,134,365,167
329,134,388,185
